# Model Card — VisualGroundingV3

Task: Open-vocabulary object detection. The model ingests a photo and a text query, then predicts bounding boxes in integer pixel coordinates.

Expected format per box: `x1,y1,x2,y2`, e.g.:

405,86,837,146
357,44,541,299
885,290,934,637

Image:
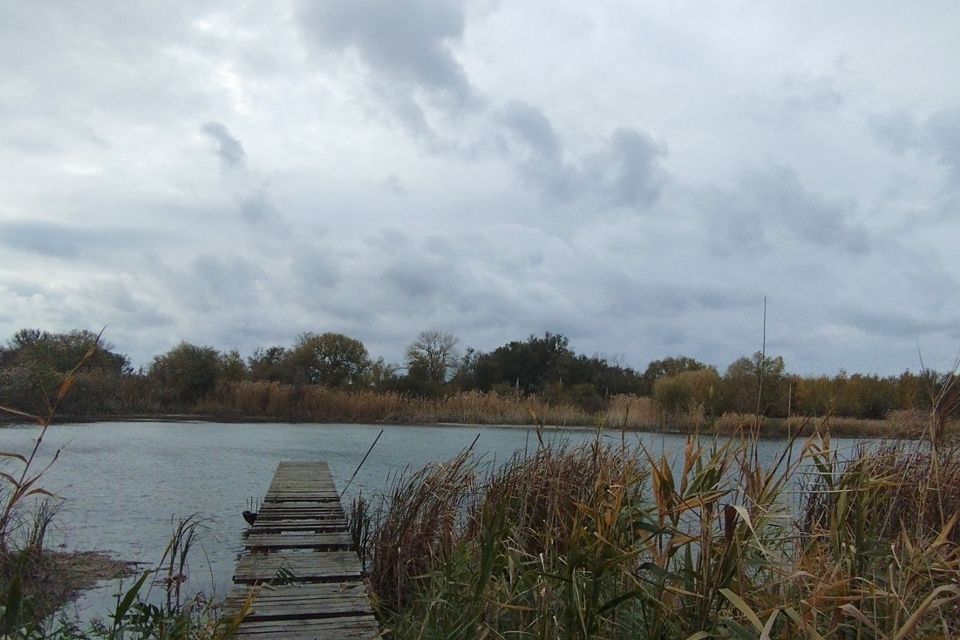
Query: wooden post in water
225,461,380,639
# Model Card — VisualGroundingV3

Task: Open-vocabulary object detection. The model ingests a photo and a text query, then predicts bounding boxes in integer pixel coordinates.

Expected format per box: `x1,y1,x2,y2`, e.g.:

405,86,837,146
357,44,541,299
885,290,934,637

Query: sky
1,1,959,375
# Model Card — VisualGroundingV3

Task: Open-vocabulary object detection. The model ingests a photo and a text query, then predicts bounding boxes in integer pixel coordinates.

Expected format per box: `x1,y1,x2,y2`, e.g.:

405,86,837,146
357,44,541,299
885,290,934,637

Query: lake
0,421,847,621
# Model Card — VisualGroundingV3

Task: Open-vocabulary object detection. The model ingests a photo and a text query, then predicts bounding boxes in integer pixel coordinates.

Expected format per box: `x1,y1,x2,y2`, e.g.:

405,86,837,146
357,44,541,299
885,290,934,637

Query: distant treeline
0,328,954,425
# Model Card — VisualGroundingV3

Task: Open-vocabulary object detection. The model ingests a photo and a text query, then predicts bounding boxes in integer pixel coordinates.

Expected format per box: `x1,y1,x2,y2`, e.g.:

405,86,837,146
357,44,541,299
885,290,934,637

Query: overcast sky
2,1,959,375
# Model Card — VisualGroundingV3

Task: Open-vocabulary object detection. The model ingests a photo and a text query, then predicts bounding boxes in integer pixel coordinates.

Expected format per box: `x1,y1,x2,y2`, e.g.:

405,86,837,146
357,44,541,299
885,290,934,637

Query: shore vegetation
1,329,958,439
364,425,960,638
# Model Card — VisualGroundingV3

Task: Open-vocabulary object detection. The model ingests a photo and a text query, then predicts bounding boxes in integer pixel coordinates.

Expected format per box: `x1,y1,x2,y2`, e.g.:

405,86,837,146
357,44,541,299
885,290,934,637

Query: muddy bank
1,549,137,619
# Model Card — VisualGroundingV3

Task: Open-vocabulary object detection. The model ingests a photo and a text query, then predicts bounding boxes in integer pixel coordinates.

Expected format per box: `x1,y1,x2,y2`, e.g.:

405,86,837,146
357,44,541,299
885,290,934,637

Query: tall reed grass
193,382,943,438
367,430,960,638
199,383,667,429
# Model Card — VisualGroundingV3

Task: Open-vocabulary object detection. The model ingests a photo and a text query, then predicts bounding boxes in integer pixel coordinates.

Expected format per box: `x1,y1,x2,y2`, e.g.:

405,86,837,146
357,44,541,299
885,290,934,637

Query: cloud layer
2,1,959,374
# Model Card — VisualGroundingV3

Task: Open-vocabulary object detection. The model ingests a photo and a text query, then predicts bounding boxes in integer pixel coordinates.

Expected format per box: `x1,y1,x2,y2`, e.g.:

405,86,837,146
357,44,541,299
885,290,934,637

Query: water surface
0,421,843,620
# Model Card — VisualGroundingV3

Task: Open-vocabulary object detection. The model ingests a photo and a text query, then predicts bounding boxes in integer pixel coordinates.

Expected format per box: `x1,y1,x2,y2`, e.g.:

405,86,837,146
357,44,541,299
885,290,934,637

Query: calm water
0,421,842,620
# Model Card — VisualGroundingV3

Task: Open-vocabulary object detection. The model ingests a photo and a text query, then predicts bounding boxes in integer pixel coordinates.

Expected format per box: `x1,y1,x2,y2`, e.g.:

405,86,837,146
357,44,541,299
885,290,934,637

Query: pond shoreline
0,412,938,439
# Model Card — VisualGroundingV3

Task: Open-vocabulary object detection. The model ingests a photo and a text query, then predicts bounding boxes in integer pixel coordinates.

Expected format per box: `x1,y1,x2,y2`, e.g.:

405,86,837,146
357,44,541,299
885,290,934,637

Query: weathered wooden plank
257,509,345,517
256,511,345,519
233,550,363,584
232,461,378,636
244,531,353,550
260,502,342,507
249,520,348,534
263,491,340,504
255,513,345,521
231,615,380,639
224,583,372,620
257,505,345,519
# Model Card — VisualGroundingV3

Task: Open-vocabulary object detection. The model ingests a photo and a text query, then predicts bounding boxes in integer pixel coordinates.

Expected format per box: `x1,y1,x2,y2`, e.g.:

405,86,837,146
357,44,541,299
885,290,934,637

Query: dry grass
803,438,960,544
199,382,669,429
194,382,954,441
368,432,960,639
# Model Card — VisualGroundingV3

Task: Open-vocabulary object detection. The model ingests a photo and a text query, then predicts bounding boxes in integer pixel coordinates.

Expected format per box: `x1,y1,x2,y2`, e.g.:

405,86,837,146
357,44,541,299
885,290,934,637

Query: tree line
0,327,952,421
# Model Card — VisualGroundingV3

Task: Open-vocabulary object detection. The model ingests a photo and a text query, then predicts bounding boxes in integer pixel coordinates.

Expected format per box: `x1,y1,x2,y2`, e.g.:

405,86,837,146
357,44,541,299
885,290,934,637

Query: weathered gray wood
249,520,348,534
234,550,363,583
244,531,353,550
231,461,379,637
231,616,380,639
260,500,344,509
224,583,372,619
255,512,346,523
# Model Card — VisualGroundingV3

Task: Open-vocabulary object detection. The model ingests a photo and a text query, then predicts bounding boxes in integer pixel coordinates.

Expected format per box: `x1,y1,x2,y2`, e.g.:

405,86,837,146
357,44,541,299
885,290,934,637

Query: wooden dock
225,461,380,639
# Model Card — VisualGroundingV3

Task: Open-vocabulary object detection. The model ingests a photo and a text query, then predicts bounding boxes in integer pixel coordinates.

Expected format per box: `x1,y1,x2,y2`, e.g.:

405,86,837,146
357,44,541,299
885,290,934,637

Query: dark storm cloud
297,0,475,109
200,122,246,171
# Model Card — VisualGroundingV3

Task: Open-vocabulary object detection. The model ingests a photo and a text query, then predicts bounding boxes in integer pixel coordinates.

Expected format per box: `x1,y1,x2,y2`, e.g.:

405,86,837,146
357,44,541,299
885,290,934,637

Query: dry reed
367,431,960,638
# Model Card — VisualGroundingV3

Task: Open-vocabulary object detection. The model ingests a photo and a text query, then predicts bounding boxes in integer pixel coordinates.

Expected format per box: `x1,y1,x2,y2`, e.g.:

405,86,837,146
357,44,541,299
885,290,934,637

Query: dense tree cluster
0,329,133,415
0,327,953,421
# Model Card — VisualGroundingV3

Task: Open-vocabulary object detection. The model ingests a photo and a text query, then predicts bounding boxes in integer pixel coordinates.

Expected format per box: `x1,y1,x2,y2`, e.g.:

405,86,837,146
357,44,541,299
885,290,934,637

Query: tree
1,328,130,376
0,328,132,415
405,331,459,386
470,332,583,394
654,368,721,415
221,349,247,382
148,342,223,405
641,356,709,396
720,352,786,415
288,332,370,387
247,346,289,382
368,357,402,391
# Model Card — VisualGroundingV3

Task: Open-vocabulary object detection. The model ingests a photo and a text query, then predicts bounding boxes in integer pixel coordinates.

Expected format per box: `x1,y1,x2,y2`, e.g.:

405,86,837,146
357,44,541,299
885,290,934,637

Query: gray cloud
925,107,960,183
869,109,921,155
499,102,666,212
706,166,870,255
0,221,169,259
0,222,83,258
2,2,960,375
499,101,562,160
871,106,960,185
197,122,288,229
781,73,844,113
297,0,476,113
239,190,277,225
586,128,666,209
201,122,246,171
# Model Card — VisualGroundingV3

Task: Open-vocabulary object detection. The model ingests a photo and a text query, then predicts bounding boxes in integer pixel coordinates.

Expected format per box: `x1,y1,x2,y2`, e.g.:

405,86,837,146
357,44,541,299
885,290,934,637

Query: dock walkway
225,461,380,639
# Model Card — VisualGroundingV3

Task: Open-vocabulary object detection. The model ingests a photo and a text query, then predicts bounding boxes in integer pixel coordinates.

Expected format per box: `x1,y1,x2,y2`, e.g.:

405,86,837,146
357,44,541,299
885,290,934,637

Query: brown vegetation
368,432,960,638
